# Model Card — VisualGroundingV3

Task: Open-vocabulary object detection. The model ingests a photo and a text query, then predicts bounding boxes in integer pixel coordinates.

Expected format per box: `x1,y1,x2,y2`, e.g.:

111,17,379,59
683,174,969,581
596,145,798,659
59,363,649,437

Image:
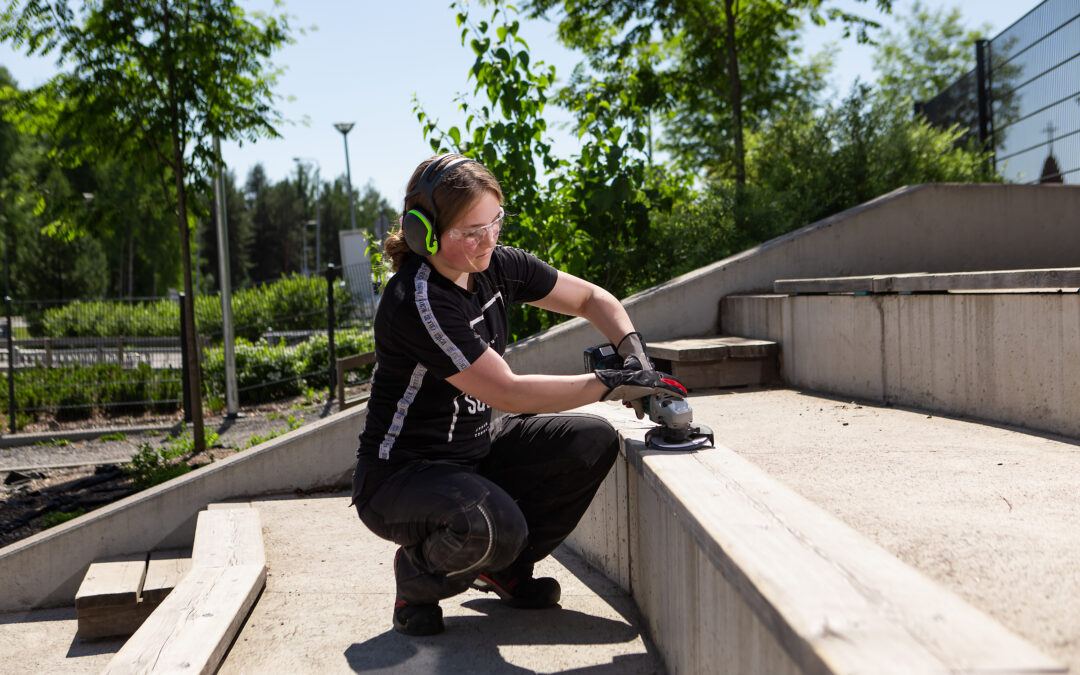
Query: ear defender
402,208,439,256
400,155,479,257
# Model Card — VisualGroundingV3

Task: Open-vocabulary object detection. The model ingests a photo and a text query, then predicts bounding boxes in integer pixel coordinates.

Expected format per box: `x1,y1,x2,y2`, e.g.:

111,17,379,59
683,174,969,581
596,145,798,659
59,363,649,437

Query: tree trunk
723,0,746,186
173,144,205,453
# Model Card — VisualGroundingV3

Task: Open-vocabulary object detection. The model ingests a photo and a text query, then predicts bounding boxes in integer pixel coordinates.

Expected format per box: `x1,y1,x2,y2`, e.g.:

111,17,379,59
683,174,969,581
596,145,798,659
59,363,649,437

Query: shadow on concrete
66,633,124,659
344,602,652,674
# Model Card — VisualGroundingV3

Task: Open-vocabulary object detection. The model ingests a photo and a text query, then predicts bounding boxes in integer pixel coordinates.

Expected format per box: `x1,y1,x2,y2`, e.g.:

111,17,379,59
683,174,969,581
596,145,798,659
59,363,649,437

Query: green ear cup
405,209,438,255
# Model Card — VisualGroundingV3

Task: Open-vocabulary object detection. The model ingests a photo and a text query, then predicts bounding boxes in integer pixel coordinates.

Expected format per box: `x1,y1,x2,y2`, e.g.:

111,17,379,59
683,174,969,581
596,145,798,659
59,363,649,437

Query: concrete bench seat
104,505,266,674
647,336,778,390
774,266,1080,295
75,549,191,641
568,400,1067,673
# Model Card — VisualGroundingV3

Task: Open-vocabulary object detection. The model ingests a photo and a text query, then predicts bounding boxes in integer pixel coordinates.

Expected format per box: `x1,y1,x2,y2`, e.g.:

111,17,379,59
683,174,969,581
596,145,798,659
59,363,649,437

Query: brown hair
384,154,503,272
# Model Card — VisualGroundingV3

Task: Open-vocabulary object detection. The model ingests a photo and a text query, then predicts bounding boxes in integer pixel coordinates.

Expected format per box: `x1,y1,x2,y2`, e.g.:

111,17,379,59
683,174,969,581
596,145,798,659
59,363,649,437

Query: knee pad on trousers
425,493,528,579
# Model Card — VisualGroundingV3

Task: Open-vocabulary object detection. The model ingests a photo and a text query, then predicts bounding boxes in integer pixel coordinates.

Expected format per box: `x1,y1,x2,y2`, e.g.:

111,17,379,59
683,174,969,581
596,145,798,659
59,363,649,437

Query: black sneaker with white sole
471,571,561,609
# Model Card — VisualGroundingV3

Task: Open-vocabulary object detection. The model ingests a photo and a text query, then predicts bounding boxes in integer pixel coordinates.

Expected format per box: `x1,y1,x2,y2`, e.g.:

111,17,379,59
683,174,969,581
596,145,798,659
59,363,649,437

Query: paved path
219,494,662,674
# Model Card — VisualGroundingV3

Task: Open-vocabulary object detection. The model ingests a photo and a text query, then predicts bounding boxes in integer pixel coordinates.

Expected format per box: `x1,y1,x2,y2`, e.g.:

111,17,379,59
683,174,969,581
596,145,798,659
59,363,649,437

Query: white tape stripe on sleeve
378,363,427,460
415,265,471,372
448,395,460,442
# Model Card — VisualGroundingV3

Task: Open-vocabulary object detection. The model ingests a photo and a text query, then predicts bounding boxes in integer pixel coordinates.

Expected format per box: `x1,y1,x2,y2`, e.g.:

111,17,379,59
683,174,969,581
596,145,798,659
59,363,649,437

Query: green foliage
41,508,85,528
35,275,352,340
165,429,220,454
746,83,998,227
200,328,372,405
100,432,127,442
528,0,892,183
126,441,191,490
873,1,991,107
0,363,182,429
418,2,691,338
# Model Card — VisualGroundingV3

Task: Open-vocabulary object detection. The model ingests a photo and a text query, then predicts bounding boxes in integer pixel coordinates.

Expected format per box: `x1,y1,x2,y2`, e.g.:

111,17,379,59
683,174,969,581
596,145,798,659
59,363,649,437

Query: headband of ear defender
401,155,479,257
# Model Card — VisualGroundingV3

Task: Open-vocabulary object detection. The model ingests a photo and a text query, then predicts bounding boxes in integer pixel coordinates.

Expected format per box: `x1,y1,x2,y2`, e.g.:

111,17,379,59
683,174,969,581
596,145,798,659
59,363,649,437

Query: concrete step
773,266,1080,295
648,336,779,390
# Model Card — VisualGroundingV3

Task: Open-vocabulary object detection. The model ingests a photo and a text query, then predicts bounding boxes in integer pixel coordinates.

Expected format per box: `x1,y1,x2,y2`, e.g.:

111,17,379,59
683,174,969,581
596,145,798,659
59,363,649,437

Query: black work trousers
352,413,619,605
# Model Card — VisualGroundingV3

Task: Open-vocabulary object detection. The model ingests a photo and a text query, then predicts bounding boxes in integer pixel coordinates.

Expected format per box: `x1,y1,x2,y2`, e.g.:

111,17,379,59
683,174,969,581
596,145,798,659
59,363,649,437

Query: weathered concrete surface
0,607,124,674
216,494,662,674
0,406,366,612
696,387,1080,671
507,183,1080,378
721,292,1080,438
0,493,661,674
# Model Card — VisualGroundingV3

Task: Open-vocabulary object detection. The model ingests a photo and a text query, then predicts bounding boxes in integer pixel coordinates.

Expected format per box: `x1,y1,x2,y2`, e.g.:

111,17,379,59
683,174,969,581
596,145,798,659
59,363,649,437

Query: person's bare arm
528,271,633,345
446,348,607,414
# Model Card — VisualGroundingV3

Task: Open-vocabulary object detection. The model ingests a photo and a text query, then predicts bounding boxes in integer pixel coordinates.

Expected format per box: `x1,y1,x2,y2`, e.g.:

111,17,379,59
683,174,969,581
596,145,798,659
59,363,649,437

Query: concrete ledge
567,402,1064,673
774,267,1080,295
507,184,1080,378
721,292,1080,438
0,405,365,612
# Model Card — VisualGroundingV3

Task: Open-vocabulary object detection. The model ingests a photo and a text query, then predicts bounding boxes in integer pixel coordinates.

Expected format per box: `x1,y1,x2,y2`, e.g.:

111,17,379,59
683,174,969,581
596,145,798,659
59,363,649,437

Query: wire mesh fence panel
199,271,375,407
920,0,1080,184
3,298,184,430
2,271,379,431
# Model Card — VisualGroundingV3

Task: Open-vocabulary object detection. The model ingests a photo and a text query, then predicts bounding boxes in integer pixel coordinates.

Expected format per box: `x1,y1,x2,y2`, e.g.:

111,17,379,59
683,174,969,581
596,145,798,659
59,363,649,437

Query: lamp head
334,122,355,135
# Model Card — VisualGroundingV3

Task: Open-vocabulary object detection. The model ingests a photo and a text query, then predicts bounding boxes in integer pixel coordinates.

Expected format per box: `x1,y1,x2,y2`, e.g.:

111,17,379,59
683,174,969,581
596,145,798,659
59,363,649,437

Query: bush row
0,363,182,428
2,328,374,429
200,328,375,405
34,275,364,341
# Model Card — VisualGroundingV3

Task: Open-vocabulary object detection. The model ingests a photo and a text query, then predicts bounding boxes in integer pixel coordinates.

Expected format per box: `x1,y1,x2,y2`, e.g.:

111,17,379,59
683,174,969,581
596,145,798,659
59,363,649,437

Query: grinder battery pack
585,344,714,452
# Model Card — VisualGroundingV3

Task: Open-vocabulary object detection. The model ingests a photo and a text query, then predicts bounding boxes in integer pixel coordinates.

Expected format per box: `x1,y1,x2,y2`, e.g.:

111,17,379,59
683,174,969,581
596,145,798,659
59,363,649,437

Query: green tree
1,0,293,450
416,1,688,339
873,1,991,108
528,0,892,184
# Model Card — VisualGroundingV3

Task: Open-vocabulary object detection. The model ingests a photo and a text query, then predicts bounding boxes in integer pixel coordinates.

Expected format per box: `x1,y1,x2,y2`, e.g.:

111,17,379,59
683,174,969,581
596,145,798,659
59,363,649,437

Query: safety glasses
446,208,504,246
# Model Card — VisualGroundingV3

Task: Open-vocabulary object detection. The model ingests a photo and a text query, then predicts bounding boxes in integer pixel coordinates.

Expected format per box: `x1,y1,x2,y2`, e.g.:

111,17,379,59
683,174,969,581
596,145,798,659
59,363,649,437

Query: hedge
36,275,361,341
0,363,182,428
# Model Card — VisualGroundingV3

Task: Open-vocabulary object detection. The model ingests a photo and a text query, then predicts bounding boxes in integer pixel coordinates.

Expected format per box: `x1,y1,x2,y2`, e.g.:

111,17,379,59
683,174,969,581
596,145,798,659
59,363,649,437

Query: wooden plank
192,508,264,568
103,564,266,675
649,336,777,362
337,350,375,409
104,507,266,674
141,549,192,606
77,603,155,641
74,553,147,610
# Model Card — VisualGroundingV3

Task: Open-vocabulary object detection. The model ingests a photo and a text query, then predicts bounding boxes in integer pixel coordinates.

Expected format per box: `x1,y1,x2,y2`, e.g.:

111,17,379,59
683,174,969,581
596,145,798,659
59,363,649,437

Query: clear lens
449,208,504,244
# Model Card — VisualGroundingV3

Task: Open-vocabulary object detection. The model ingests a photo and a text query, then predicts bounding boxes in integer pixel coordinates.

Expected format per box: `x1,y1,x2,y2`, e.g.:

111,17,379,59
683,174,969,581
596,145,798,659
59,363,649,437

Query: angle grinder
585,343,714,452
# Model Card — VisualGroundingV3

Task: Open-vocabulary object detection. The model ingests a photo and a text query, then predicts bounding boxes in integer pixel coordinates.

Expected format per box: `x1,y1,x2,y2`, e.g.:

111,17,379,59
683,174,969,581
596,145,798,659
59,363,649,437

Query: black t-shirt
357,246,559,464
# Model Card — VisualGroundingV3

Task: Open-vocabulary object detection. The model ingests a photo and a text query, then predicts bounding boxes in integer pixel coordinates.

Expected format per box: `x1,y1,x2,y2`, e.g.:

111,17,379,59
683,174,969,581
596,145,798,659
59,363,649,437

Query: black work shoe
471,572,561,609
392,601,444,636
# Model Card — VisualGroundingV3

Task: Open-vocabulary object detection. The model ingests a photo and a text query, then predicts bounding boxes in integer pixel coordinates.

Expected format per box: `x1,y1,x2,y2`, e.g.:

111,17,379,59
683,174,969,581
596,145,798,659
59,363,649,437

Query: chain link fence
2,265,376,433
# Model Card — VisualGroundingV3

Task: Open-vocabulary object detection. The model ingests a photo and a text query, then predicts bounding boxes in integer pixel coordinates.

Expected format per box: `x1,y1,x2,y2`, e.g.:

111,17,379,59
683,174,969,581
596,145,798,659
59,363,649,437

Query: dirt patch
0,386,369,548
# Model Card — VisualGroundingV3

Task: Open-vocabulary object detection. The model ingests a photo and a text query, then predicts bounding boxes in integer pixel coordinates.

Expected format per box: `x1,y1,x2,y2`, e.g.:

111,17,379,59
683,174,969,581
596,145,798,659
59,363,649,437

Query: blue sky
0,0,1029,211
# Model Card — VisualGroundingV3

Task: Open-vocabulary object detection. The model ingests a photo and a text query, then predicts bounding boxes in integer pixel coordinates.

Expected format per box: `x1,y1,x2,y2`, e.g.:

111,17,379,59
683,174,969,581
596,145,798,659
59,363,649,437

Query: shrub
126,442,191,490
41,508,86,528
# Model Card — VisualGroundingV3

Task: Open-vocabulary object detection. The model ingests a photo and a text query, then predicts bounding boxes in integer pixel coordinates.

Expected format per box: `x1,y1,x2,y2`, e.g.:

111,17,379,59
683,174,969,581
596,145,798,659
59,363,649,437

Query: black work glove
616,332,653,371
595,368,686,404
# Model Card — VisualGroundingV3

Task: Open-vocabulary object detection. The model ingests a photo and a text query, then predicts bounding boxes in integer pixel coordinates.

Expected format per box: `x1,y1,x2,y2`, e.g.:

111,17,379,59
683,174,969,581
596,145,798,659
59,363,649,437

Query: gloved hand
595,368,686,419
616,332,653,371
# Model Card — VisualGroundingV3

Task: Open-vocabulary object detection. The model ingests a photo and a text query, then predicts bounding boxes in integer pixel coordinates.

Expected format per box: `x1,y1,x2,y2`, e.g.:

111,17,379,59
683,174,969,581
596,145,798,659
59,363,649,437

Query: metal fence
918,0,1080,184
2,263,377,433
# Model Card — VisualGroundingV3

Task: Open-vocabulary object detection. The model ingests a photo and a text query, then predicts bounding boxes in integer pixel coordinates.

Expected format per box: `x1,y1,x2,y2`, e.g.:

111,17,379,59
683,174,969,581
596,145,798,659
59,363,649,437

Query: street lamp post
334,122,357,231
293,157,322,271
